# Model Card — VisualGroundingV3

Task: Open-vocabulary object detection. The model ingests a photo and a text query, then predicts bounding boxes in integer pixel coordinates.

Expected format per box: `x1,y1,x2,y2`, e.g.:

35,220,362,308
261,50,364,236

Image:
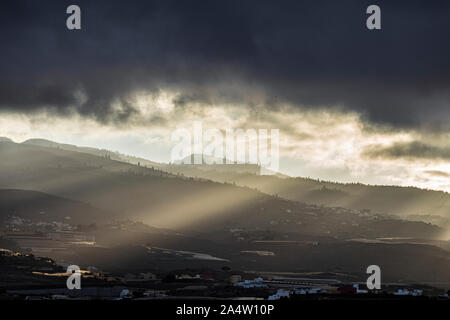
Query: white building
294,287,324,295
268,289,290,300
353,284,368,294
235,277,267,288
119,289,132,298
393,289,423,296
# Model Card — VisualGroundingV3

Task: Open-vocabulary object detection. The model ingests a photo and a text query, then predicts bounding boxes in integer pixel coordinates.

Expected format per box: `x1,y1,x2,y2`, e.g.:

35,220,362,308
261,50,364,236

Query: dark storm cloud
1,0,450,128
424,170,450,178
363,141,450,160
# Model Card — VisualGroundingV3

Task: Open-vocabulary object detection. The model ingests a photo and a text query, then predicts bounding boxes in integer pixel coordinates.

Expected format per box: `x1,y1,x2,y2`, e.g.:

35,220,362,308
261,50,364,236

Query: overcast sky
1,0,449,191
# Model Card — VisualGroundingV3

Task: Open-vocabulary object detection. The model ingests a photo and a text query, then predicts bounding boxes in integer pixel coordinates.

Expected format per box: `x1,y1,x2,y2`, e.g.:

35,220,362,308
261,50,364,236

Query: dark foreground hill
163,166,450,219
0,189,110,224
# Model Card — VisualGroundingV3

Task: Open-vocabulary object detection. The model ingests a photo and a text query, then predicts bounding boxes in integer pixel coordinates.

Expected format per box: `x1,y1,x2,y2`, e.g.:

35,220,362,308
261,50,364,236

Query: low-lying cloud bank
363,142,450,161
1,92,449,192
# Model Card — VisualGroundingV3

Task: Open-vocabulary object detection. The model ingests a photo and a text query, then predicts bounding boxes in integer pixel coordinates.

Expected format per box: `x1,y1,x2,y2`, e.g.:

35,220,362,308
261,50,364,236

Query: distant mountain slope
163,167,450,219
20,139,450,219
0,140,442,239
23,138,159,168
1,139,170,178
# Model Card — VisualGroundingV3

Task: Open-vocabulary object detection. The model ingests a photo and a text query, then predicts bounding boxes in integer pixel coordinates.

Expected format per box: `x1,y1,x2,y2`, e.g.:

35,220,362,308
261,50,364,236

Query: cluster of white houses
233,276,428,300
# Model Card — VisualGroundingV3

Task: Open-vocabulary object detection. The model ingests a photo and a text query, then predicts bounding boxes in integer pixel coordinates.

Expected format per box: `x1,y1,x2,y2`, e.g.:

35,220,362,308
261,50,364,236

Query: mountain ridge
4,137,449,220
